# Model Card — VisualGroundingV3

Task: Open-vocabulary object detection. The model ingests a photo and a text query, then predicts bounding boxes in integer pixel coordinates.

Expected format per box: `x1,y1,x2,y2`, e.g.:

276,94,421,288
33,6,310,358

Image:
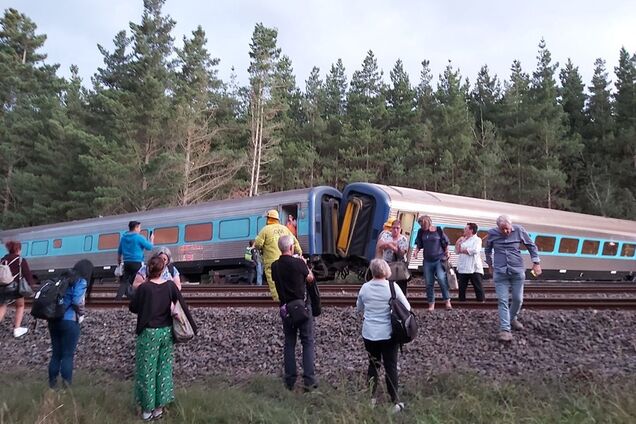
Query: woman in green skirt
130,255,196,421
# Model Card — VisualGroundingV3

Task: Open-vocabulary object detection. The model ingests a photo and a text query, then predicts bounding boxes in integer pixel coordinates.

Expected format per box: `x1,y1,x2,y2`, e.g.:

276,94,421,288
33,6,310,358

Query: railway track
90,283,636,295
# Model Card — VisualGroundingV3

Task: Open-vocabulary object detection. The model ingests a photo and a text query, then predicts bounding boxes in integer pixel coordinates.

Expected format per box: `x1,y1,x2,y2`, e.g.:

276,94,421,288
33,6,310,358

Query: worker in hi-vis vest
254,209,302,302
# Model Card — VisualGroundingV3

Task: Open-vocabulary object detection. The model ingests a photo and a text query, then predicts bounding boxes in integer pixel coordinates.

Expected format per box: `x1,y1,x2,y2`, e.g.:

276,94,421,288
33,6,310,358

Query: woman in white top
133,247,182,291
356,258,410,413
455,223,485,301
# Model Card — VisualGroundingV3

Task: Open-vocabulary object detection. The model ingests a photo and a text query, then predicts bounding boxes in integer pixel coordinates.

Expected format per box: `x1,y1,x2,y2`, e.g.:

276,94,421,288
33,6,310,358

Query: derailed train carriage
337,183,636,281
0,182,635,282
0,187,342,282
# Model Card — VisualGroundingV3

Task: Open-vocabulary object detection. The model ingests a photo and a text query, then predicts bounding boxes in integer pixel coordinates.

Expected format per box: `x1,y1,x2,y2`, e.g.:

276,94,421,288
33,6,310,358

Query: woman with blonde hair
356,258,411,413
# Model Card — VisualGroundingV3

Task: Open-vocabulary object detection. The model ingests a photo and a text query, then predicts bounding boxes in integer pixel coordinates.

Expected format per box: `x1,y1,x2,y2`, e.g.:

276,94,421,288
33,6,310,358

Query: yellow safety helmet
266,209,280,220
383,217,396,230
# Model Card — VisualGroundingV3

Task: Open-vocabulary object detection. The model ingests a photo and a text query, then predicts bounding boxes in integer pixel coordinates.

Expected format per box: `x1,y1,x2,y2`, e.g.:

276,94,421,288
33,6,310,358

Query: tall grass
1,372,634,423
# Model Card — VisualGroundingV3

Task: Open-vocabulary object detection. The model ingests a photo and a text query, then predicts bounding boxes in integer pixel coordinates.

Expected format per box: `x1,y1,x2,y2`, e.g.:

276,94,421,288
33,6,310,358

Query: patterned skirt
134,326,174,411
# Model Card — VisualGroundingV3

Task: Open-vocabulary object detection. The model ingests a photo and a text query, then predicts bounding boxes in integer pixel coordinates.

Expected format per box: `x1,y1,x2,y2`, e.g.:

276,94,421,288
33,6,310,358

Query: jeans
48,320,81,388
423,259,450,303
494,270,525,331
363,338,400,403
458,272,485,301
256,262,263,286
282,305,316,389
116,261,142,299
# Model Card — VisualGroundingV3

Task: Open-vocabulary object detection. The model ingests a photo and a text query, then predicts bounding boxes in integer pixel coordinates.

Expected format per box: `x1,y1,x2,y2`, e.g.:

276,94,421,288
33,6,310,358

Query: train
1,183,635,283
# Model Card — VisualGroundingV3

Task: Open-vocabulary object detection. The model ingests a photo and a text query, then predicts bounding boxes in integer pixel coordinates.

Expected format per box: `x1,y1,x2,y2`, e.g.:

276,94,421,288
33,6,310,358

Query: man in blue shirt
116,220,154,299
485,215,542,342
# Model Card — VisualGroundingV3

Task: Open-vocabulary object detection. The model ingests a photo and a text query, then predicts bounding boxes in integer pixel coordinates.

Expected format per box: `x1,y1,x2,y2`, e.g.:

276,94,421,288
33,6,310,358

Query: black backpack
31,276,75,320
388,282,418,345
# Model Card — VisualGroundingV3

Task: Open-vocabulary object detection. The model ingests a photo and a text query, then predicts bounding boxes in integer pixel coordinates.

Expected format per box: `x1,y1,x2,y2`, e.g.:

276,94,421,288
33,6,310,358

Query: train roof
0,188,318,239
371,184,636,240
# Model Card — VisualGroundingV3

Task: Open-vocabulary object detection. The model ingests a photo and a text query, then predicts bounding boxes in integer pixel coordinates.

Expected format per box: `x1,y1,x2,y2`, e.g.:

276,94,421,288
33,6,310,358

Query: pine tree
559,58,586,136
343,50,386,182
321,59,347,187
470,65,504,199
247,23,282,196
173,26,243,205
431,61,473,194
408,60,435,190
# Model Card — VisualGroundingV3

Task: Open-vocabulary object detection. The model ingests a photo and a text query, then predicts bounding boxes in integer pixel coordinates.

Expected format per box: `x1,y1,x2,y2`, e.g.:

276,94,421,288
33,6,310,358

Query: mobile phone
149,230,154,237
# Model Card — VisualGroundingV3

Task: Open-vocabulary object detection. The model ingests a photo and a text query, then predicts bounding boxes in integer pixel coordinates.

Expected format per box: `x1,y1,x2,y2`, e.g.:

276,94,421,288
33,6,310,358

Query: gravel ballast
1,307,634,384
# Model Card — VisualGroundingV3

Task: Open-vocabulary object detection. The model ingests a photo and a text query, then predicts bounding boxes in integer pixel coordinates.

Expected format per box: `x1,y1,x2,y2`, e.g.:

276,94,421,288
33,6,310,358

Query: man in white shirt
455,223,485,301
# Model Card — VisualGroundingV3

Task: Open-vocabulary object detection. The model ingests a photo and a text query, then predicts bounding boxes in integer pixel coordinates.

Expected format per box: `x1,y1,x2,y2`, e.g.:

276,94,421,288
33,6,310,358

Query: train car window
621,243,635,257
219,218,250,239
98,233,120,250
185,223,213,242
83,236,93,252
53,239,62,249
558,238,579,254
535,236,556,252
22,242,29,256
443,227,463,244
602,241,618,256
257,216,266,233
581,240,600,255
31,240,48,256
477,230,488,240
154,227,179,244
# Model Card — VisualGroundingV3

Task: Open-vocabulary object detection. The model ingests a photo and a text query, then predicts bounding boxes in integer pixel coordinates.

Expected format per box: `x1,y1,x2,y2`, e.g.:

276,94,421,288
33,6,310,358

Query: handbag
307,282,321,317
285,298,310,326
172,299,194,343
18,277,33,298
444,260,459,290
114,263,124,277
388,261,411,281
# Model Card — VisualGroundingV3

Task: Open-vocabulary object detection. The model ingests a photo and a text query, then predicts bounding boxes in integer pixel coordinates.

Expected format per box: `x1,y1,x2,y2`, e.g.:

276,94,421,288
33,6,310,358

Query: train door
321,197,339,254
281,203,299,236
397,212,416,264
337,194,375,257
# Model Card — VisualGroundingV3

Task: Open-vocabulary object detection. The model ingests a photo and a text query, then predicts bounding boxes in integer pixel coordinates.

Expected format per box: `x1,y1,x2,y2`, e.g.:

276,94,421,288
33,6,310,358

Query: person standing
133,247,182,291
244,240,263,286
285,214,298,237
0,240,34,338
271,235,317,392
116,220,154,299
129,255,196,421
455,223,485,301
413,215,452,311
356,258,410,413
375,219,410,296
485,215,542,342
47,259,92,388
254,209,302,302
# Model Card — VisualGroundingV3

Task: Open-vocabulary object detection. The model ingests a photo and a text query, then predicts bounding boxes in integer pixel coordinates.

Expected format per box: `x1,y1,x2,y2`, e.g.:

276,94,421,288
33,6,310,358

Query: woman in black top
129,255,195,421
0,240,34,338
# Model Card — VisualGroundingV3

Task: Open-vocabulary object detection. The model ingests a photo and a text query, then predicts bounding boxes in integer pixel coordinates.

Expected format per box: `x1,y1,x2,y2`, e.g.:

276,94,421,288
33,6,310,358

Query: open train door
397,211,416,265
308,186,342,280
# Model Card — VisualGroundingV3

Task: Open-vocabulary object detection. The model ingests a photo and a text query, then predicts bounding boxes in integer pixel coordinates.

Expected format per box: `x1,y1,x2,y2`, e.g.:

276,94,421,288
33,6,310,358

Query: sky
3,0,636,91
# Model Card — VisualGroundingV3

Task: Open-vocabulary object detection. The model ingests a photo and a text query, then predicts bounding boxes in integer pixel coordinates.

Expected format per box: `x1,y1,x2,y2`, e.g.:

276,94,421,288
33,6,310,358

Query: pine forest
1,1,635,230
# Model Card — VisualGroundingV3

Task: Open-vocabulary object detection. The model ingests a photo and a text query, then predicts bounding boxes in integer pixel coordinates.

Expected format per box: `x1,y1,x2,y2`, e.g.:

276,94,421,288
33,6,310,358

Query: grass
1,372,634,424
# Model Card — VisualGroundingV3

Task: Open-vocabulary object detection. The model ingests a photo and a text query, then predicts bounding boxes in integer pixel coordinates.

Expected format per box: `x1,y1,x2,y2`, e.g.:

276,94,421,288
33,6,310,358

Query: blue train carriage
339,183,636,281
0,186,342,283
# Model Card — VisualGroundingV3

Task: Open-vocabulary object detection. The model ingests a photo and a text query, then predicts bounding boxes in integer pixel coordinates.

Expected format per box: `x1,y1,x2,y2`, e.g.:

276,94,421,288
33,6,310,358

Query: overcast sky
5,0,636,91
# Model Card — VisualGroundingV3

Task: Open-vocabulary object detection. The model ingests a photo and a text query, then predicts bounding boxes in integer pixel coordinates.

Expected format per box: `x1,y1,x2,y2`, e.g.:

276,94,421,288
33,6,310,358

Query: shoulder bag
388,260,411,281
172,298,194,343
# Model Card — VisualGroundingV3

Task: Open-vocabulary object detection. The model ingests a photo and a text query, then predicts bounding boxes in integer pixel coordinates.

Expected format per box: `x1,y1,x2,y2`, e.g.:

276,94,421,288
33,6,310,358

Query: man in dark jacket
271,235,317,392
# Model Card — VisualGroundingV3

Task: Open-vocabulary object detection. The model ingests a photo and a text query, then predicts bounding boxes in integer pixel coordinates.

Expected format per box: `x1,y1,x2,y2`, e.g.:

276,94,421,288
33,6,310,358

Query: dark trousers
363,338,400,403
391,279,408,297
282,307,317,390
48,320,81,388
458,272,485,301
116,261,142,299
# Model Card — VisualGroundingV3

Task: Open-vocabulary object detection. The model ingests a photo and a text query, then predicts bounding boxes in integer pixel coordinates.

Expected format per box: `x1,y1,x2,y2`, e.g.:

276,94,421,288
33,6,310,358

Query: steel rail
75,297,636,310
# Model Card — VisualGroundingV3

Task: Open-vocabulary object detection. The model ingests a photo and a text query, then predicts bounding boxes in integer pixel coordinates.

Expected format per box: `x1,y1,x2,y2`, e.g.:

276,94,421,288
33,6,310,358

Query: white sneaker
13,327,28,338
141,411,153,421
391,402,405,414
